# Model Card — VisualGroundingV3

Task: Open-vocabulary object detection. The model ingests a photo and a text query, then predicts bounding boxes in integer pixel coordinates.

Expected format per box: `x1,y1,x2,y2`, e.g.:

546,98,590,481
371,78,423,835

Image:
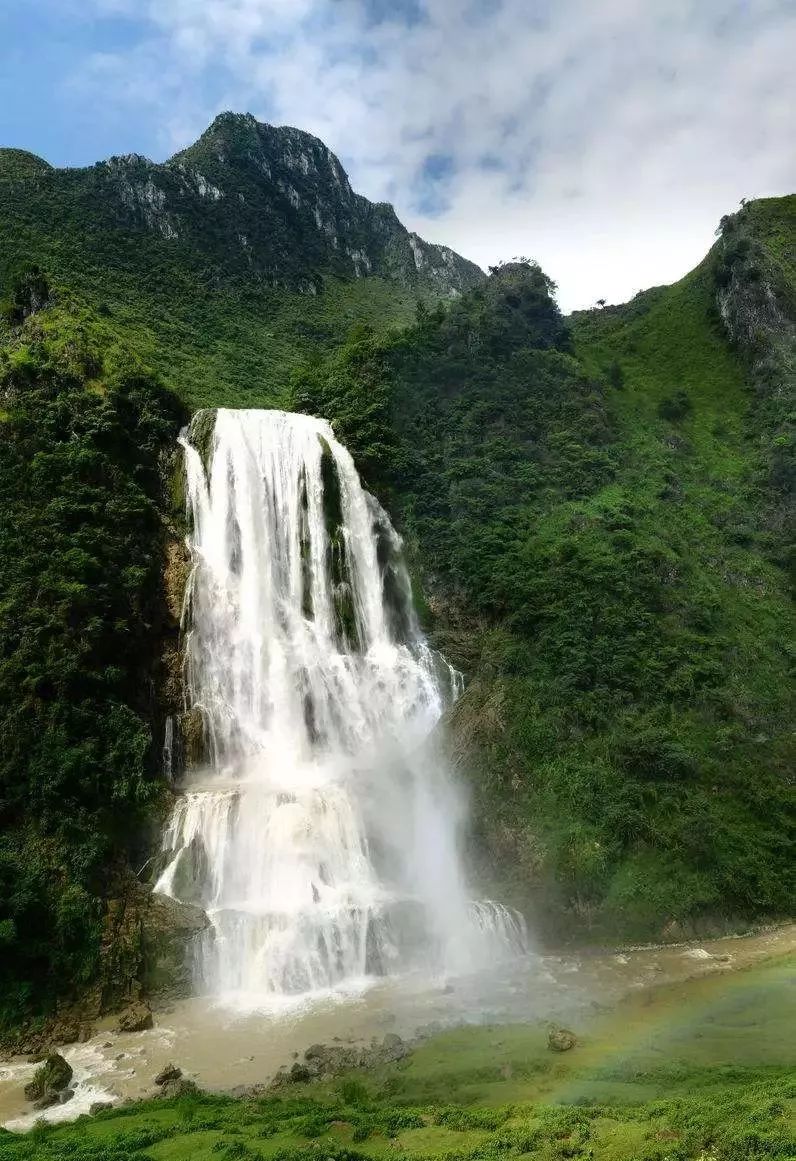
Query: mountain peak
162,112,483,295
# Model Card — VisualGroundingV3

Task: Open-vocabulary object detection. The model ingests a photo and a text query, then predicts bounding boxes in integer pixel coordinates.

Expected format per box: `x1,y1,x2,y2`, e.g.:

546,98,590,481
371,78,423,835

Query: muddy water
1,924,793,1131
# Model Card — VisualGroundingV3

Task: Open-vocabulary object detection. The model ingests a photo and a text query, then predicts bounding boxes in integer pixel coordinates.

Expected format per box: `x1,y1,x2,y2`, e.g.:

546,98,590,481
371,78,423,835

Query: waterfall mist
155,409,524,1004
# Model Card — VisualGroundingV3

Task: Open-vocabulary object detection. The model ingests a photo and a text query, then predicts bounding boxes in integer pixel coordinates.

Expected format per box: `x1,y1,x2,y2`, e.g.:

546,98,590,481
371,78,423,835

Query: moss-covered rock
23,1053,72,1103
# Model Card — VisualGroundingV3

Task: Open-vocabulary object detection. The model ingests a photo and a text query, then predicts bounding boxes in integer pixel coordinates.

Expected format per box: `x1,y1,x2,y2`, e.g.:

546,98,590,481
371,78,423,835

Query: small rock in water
548,1027,577,1052
90,1101,113,1116
52,1022,80,1045
154,1062,182,1086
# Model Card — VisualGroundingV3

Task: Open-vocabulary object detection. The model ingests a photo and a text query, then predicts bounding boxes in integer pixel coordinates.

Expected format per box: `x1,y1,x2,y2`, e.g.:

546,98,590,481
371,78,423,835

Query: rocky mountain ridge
0,112,483,298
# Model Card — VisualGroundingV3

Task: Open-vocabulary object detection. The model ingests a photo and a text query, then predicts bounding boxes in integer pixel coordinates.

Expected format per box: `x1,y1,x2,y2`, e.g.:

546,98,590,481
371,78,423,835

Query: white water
155,409,523,1003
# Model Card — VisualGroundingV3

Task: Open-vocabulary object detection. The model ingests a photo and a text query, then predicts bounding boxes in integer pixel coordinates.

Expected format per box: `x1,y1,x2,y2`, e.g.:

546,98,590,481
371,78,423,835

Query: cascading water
155,409,524,1002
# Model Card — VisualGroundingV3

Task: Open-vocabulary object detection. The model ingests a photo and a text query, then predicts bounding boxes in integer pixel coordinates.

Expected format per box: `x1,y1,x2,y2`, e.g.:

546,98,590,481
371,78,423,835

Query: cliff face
297,215,795,945
0,112,793,1030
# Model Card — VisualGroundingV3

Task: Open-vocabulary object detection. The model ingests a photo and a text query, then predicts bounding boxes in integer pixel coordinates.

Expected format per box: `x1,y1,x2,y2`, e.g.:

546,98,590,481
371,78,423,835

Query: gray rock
24,1053,73,1103
548,1027,577,1052
154,1062,182,1086
32,1092,59,1111
140,893,209,1002
116,1002,153,1033
158,1076,198,1099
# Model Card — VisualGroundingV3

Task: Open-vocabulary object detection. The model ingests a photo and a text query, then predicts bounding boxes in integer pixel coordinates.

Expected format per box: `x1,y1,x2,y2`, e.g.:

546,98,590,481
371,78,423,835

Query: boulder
158,1076,198,1099
154,1062,182,1086
50,1020,80,1045
116,1002,153,1033
547,1027,577,1052
24,1053,73,1105
32,1092,60,1112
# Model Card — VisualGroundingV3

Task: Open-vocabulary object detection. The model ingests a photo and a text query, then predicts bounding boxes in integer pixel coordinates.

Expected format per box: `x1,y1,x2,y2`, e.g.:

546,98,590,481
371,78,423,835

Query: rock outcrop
23,1053,73,1109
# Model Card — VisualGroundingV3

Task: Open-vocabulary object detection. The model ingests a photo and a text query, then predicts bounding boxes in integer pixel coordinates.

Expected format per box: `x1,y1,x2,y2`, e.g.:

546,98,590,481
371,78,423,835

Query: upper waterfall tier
155,409,524,1002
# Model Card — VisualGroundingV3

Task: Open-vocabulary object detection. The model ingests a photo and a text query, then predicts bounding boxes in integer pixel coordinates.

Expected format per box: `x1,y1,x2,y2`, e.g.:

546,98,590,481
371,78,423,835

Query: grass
1,954,793,1159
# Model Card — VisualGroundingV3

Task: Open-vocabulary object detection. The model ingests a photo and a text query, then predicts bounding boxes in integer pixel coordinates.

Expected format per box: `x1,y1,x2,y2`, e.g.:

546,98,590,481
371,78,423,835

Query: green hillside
299,201,795,941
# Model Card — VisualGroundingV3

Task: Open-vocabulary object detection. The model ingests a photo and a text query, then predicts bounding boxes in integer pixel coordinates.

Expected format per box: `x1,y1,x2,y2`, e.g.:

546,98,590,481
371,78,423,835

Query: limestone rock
140,892,208,1001
158,1076,198,1099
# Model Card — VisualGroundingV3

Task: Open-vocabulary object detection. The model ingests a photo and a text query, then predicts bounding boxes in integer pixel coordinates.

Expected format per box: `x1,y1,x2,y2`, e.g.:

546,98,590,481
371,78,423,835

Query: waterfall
155,409,524,1001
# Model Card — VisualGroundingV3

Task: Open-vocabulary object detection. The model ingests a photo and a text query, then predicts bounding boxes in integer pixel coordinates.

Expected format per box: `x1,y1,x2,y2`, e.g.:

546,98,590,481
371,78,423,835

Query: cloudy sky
1,0,794,310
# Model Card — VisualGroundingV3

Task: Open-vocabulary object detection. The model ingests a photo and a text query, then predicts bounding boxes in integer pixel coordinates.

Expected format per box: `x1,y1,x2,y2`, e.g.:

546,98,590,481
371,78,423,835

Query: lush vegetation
296,222,795,940
0,290,184,1027
1,954,793,1158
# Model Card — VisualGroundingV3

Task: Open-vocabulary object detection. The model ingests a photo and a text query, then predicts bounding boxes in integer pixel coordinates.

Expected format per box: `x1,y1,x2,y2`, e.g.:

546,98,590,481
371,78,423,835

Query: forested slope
0,278,187,1027
299,199,795,940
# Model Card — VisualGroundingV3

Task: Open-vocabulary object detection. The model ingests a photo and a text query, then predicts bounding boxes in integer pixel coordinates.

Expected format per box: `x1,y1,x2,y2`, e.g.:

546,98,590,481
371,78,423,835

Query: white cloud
73,0,796,309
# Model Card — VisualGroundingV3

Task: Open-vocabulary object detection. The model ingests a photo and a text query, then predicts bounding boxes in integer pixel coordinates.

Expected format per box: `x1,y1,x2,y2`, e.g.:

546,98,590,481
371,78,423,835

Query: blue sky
1,0,794,310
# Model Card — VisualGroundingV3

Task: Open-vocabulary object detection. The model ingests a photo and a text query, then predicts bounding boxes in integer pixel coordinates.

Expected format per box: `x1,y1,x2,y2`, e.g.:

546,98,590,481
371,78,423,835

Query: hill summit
0,113,484,405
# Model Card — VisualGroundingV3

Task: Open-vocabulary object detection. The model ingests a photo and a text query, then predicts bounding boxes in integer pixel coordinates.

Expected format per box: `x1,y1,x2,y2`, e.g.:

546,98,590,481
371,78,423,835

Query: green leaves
0,342,180,1026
